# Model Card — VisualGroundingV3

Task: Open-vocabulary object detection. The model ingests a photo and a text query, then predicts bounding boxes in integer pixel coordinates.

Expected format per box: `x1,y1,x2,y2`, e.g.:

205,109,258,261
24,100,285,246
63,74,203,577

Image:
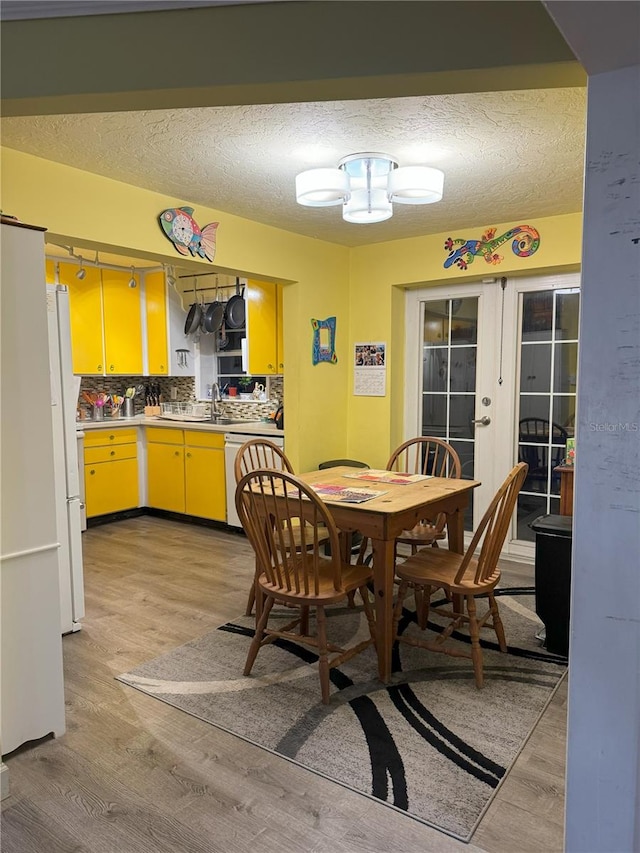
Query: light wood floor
1,517,566,852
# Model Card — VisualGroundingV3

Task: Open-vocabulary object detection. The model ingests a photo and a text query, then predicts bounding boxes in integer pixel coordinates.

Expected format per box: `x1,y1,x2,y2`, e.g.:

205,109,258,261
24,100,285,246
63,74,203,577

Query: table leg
371,537,396,683
446,502,466,554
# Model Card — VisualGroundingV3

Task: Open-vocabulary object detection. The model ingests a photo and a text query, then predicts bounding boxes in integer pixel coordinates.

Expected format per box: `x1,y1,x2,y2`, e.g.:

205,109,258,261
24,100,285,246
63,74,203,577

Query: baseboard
1,762,9,800
87,507,145,527
143,507,234,532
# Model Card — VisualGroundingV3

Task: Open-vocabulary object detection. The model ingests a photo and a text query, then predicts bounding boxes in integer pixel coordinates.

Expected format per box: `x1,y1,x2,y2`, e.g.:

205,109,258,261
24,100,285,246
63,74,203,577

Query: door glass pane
553,396,575,434
449,395,475,439
517,494,547,541
422,348,447,392
516,288,580,541
520,344,552,392
450,299,477,344
422,395,447,437
519,394,551,421
555,291,580,340
423,301,449,346
522,292,553,341
449,347,476,392
554,342,578,393
420,296,478,532
450,439,474,529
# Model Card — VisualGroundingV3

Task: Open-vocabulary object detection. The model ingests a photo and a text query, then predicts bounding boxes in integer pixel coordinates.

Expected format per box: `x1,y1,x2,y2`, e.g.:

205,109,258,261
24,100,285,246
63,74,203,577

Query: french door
405,273,580,558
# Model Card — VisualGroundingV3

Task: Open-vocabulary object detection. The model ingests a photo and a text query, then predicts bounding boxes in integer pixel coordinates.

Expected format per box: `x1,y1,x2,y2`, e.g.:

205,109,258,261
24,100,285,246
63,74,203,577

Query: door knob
472,416,491,426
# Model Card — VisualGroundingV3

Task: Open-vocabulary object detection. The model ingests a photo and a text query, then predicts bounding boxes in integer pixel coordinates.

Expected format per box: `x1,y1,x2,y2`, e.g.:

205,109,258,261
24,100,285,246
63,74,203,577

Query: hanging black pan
184,278,203,335
203,281,225,333
225,277,246,329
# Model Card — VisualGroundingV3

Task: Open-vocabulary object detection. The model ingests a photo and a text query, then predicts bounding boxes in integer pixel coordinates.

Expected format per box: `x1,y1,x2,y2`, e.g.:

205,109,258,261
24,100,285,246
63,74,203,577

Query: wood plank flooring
1,517,566,852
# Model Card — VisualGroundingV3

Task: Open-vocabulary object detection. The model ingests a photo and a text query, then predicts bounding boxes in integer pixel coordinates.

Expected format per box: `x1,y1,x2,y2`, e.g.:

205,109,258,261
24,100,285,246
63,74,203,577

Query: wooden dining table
296,466,480,683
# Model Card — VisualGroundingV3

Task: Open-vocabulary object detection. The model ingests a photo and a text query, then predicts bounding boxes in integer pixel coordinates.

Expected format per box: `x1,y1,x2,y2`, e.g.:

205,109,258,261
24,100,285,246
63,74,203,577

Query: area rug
117,588,566,842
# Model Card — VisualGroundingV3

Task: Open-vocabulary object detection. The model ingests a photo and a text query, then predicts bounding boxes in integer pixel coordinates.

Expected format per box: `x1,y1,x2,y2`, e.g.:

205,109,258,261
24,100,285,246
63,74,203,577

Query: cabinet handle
97,364,102,371
110,450,116,456
90,469,95,475
279,363,284,369
160,364,165,370
174,451,180,456
109,435,115,440
186,452,192,458
268,363,274,370
110,365,115,372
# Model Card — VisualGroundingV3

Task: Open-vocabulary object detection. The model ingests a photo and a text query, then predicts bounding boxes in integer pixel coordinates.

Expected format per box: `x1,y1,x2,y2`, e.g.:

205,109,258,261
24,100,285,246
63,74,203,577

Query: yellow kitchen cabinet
146,428,185,513
59,261,105,375
144,270,168,375
247,279,278,375
84,428,138,518
184,432,226,521
102,269,143,374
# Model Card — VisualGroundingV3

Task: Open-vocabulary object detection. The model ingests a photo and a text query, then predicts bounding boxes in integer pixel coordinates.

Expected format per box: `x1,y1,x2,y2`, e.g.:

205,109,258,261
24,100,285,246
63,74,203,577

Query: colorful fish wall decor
443,225,540,271
158,207,218,261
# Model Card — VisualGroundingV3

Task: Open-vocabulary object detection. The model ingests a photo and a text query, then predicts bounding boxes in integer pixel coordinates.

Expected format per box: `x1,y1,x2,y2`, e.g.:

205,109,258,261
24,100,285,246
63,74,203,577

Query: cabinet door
247,279,277,375
145,270,168,375
102,269,143,374
60,262,105,375
147,442,185,512
85,457,138,518
185,446,226,521
276,283,284,372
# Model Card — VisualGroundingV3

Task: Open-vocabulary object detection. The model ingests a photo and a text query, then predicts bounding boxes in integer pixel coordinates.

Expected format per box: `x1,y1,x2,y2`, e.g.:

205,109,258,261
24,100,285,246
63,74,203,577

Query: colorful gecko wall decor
443,225,540,271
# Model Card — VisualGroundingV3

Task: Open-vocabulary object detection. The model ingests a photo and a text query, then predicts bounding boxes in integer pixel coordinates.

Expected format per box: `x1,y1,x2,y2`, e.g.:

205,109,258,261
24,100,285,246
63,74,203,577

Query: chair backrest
518,419,568,472
234,438,294,484
235,469,344,597
386,436,462,479
454,462,528,586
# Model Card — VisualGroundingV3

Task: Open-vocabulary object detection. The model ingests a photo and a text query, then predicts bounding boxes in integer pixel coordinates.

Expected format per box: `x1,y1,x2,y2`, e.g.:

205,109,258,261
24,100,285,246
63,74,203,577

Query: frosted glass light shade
295,168,349,207
388,165,444,204
343,188,392,224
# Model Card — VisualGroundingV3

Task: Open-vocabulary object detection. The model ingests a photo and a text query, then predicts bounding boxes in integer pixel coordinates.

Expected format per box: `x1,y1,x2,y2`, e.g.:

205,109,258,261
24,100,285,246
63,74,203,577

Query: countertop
77,416,284,437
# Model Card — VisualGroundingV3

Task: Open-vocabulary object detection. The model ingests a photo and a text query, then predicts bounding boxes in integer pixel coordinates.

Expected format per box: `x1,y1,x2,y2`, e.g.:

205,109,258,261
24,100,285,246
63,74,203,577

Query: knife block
144,406,161,416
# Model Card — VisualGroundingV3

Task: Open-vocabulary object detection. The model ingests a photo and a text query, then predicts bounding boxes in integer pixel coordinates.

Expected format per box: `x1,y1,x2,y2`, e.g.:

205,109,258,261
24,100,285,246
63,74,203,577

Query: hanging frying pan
184,278,203,335
203,279,225,333
225,277,246,329
217,315,230,350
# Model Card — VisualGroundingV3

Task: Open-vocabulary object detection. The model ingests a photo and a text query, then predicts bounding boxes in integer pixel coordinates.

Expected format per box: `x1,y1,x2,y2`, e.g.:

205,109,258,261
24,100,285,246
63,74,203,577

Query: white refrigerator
46,284,85,634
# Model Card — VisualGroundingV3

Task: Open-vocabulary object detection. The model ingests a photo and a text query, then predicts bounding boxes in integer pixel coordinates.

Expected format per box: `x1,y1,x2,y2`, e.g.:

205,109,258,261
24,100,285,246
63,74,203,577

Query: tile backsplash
78,374,283,421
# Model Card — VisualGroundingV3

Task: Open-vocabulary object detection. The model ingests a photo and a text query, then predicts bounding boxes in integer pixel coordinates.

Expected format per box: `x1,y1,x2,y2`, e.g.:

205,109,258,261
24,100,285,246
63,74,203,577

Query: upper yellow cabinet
59,261,105,375
102,269,143,374
145,270,168,375
246,279,284,375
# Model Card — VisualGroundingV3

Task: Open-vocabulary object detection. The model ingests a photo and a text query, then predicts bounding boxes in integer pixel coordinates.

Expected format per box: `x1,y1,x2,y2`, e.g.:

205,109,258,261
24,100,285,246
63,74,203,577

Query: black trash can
318,459,368,555
530,514,573,656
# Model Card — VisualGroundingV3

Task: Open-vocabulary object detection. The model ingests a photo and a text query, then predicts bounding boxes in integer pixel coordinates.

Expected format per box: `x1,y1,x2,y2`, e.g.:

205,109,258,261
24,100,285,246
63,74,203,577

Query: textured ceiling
1,88,586,248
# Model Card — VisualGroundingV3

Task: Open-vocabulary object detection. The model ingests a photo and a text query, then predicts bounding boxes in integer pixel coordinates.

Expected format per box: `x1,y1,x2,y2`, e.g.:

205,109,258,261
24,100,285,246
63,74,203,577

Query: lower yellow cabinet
84,428,139,518
185,432,226,522
146,427,226,522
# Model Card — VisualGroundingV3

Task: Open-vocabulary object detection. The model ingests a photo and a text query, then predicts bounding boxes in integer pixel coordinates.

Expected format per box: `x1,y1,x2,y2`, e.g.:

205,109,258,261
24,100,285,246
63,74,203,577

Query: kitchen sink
213,417,263,425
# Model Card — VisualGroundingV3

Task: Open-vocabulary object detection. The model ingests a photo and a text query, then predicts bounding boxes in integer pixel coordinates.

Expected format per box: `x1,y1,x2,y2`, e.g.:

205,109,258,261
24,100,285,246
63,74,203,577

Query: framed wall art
311,316,337,365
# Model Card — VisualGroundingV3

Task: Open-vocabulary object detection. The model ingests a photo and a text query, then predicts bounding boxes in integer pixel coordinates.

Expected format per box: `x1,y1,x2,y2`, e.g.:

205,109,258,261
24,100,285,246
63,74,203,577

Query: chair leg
316,605,331,704
393,580,409,639
466,596,484,688
244,578,256,616
417,584,432,630
358,585,377,645
413,586,424,626
488,592,507,652
346,591,356,608
300,605,310,636
243,596,274,676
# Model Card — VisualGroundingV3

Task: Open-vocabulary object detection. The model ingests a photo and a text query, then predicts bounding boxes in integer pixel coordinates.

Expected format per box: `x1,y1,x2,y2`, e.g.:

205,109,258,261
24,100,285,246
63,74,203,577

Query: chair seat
258,558,372,606
395,547,500,594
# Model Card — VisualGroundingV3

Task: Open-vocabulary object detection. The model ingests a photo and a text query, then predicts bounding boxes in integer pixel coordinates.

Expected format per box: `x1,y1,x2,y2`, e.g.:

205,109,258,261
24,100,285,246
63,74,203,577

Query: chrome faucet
210,382,221,420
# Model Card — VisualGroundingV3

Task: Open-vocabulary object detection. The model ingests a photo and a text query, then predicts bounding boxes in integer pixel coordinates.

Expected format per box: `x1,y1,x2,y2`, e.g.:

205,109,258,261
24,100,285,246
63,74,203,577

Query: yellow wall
1,147,582,470
346,214,582,466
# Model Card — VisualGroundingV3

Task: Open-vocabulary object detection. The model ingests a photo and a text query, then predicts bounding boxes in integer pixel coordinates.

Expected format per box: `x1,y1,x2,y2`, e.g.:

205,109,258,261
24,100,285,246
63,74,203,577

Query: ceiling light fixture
76,257,86,280
128,266,137,288
295,152,444,224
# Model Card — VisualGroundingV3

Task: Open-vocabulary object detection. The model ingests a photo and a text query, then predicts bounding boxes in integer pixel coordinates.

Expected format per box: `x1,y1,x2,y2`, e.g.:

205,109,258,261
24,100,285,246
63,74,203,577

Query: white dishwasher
224,433,285,527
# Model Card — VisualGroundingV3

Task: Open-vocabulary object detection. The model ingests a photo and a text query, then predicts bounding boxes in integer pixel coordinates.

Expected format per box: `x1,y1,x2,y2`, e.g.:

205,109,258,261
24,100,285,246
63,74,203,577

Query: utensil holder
123,398,135,419
93,406,104,421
